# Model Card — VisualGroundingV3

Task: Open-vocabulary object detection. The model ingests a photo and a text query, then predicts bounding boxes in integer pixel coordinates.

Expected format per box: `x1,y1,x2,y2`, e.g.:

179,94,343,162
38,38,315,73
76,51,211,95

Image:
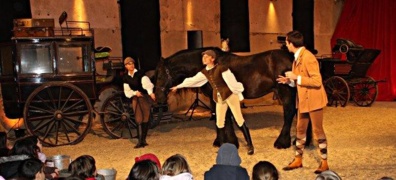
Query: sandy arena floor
37,97,396,180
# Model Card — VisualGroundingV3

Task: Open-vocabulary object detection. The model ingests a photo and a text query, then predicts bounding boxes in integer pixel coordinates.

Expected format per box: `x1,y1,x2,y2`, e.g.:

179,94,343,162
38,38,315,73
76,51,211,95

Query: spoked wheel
100,91,136,139
23,82,92,146
351,76,378,107
324,76,350,107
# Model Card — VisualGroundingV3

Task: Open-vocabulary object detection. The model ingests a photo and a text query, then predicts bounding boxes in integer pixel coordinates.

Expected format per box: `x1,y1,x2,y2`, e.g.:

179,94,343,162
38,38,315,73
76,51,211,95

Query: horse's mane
164,47,225,62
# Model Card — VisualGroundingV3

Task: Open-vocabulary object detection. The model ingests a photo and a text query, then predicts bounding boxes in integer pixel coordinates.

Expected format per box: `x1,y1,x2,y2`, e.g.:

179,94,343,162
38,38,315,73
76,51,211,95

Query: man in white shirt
170,50,254,155
123,57,156,148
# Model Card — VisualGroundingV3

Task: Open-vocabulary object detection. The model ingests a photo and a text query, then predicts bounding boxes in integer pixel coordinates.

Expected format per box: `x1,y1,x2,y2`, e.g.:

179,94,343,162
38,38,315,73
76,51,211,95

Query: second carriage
319,39,382,107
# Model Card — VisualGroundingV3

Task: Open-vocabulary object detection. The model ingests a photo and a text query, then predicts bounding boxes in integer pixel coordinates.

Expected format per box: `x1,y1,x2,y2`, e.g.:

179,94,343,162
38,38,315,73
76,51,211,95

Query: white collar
205,64,217,70
294,47,303,61
128,69,138,77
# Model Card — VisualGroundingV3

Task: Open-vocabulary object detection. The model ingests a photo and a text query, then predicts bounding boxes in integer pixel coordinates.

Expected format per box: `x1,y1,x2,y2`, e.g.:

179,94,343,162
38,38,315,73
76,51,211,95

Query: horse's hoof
213,140,221,147
274,141,291,149
247,145,254,155
134,143,146,149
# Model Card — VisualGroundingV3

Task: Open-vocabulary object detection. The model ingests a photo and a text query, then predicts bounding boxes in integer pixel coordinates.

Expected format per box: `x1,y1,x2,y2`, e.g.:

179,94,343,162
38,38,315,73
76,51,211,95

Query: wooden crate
13,27,54,37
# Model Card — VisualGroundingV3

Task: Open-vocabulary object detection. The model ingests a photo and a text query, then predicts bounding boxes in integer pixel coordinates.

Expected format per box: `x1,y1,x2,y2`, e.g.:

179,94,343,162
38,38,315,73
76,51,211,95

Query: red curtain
331,0,396,101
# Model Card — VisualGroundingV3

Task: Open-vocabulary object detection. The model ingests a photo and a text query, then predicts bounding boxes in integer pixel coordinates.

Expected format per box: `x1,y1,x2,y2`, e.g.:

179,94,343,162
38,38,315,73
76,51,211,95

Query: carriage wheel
23,82,92,146
100,92,136,139
352,76,378,107
324,76,350,107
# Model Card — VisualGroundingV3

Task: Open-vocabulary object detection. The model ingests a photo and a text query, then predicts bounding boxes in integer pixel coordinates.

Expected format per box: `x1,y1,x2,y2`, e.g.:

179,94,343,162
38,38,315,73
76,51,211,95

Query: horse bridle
159,66,173,92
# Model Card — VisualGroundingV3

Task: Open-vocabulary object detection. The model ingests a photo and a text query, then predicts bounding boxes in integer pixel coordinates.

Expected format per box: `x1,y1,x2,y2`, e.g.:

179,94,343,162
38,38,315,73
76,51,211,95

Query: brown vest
201,65,232,102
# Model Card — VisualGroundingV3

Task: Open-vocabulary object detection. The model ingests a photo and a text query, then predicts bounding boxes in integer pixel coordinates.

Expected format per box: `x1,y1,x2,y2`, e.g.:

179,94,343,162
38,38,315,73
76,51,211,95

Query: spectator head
128,160,160,180
315,170,342,180
135,153,161,170
252,161,279,180
162,154,191,176
68,155,97,179
379,177,394,180
9,136,40,159
24,135,43,152
216,143,241,166
18,158,45,180
64,176,85,180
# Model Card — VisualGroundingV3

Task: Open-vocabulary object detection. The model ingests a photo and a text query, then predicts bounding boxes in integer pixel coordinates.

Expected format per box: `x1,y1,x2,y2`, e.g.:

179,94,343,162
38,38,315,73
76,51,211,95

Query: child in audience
204,143,249,180
7,136,59,179
135,153,162,170
18,158,46,180
160,154,193,180
68,155,97,180
315,170,342,180
24,135,46,162
128,159,160,180
252,161,279,180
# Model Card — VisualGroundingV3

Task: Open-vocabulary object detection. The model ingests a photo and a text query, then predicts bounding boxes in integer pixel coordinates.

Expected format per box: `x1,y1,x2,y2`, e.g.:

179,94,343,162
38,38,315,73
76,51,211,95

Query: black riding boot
239,123,254,155
213,127,226,147
134,124,145,148
141,122,149,146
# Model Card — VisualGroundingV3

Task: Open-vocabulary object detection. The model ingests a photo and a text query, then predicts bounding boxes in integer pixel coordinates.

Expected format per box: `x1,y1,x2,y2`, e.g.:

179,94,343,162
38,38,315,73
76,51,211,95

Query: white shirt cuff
297,75,302,85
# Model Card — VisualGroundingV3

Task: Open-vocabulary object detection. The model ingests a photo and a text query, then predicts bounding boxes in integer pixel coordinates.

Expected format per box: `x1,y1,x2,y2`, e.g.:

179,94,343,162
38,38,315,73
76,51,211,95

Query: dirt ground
34,95,395,180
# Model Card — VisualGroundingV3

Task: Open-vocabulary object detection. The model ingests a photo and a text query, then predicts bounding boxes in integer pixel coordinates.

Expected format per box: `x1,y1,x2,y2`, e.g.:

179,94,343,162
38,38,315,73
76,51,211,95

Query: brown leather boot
282,156,303,171
314,159,329,174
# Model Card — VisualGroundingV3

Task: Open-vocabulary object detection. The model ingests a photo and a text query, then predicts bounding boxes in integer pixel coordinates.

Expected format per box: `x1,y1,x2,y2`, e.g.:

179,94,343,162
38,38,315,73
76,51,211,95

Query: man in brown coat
276,30,329,174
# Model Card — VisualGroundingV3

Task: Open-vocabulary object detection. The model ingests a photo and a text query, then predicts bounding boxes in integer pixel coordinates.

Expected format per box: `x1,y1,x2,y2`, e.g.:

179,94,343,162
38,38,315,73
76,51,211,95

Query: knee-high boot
134,124,145,148
218,127,226,146
213,127,224,147
141,122,149,146
239,123,254,155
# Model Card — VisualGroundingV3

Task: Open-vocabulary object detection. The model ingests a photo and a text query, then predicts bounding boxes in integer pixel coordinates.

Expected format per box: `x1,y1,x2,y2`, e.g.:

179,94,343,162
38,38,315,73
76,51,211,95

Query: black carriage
0,18,167,146
318,39,382,107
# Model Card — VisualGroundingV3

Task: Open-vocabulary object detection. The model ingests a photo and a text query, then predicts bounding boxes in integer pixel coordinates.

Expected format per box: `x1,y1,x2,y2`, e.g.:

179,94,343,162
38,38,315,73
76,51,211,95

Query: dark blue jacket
204,164,249,180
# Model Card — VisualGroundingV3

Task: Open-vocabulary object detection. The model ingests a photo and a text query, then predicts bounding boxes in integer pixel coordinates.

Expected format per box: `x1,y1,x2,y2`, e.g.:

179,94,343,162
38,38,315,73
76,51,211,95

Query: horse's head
221,38,230,52
154,57,172,105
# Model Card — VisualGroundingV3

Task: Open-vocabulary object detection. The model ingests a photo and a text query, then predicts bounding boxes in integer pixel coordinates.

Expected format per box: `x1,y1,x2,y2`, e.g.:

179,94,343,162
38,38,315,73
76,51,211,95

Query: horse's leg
274,85,297,149
292,121,312,147
306,120,313,147
225,109,239,148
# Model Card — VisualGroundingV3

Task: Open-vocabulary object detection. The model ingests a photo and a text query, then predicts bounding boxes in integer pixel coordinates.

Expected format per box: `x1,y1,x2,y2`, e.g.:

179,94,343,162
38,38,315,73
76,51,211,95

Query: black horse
155,47,298,149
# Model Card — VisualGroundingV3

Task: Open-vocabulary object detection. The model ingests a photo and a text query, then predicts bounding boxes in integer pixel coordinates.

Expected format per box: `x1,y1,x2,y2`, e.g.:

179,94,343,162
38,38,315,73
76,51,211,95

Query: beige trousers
296,108,326,140
216,93,245,128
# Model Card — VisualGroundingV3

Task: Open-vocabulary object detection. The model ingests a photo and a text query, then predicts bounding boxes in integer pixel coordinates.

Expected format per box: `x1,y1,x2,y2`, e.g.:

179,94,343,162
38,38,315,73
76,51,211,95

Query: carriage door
55,40,96,100
0,43,22,118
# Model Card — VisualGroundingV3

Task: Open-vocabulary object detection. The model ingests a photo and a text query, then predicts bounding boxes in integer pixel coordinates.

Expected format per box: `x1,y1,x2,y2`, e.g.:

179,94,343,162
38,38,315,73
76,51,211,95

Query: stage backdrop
331,0,396,101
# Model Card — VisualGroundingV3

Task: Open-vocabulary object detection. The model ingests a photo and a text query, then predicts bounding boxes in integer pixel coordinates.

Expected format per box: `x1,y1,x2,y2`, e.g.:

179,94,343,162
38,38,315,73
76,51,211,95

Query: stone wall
27,0,344,111
30,0,343,58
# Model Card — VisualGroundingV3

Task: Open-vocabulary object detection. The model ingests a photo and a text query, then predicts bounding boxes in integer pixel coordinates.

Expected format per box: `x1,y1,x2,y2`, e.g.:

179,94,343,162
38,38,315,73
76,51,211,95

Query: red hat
135,153,161,169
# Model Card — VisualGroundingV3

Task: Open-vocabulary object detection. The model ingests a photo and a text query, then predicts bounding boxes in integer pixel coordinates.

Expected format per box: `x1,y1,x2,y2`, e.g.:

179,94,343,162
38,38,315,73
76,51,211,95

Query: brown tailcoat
293,47,328,113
